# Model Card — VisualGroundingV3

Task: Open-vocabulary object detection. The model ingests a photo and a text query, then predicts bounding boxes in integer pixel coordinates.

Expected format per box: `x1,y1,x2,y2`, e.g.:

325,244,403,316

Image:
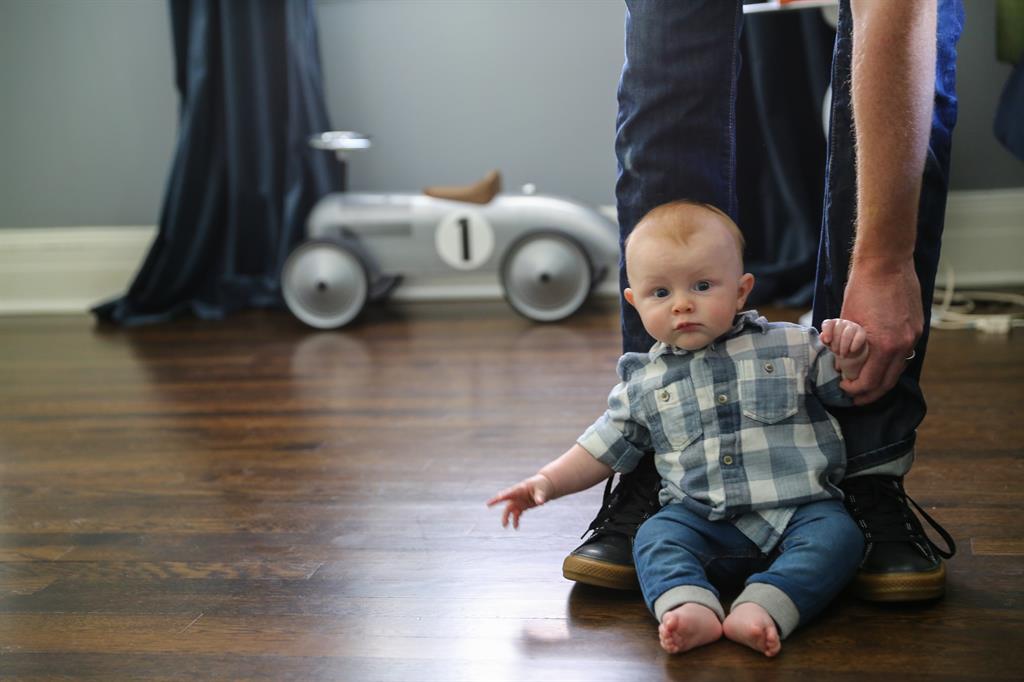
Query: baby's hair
625,199,746,262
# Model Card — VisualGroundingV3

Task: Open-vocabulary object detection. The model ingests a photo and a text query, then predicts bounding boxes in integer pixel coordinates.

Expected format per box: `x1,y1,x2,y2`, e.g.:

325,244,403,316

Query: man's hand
487,474,556,529
838,260,923,405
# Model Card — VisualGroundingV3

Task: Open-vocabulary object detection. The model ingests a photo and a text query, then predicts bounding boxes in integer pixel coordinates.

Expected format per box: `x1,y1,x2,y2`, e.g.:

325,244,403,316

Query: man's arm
840,0,937,405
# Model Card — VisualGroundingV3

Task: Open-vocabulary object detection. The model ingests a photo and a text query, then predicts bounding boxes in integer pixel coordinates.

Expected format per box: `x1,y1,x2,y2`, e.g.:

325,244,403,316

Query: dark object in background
737,8,836,308
994,0,1024,162
994,62,1024,161
93,0,340,326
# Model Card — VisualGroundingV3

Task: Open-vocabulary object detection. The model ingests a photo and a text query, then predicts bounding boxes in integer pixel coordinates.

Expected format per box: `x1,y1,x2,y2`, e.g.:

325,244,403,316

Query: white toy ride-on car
281,132,619,329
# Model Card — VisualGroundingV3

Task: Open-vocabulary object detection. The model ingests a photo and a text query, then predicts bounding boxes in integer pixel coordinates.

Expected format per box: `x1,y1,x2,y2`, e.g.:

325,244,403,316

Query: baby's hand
486,474,555,529
821,318,870,381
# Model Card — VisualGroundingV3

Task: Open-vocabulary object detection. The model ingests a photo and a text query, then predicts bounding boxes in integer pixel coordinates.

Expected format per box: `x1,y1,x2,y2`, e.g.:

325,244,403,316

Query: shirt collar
648,310,768,359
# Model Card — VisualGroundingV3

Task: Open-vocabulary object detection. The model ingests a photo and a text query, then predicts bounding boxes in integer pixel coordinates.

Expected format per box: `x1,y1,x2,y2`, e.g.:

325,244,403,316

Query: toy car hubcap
501,233,592,322
282,240,369,329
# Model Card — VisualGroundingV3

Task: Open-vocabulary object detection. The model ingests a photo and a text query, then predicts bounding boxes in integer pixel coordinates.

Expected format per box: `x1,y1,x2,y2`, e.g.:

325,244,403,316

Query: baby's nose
673,296,694,313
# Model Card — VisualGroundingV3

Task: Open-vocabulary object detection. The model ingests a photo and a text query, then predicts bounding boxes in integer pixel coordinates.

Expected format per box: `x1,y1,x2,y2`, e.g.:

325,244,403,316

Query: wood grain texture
1,300,1022,680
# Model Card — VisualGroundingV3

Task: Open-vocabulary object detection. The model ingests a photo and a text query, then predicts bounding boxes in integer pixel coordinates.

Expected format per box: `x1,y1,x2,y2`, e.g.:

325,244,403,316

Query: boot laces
845,476,956,559
582,465,662,539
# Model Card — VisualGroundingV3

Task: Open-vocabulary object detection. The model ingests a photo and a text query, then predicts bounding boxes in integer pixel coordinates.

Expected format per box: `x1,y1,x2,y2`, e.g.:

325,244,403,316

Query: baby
489,200,869,657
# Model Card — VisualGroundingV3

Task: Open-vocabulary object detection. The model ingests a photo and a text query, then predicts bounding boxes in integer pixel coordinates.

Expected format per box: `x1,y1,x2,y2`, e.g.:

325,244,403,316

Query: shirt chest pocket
736,357,800,424
645,378,703,451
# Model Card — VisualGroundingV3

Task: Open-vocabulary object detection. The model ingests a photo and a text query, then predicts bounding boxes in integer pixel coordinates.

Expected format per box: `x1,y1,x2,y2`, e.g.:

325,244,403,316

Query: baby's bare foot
658,603,723,654
723,602,781,657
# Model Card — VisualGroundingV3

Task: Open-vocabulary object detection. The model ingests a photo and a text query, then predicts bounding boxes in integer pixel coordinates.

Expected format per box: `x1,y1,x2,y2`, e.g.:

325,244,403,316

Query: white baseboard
0,188,1020,316
935,189,1024,288
0,227,155,315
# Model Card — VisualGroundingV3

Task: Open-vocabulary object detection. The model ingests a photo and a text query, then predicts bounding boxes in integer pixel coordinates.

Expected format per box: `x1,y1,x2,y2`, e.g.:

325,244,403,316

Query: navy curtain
737,9,836,307
93,0,341,325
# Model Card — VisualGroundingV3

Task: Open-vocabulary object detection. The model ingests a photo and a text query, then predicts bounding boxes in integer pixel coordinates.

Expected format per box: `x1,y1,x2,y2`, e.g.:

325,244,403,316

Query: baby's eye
653,288,670,298
694,281,712,292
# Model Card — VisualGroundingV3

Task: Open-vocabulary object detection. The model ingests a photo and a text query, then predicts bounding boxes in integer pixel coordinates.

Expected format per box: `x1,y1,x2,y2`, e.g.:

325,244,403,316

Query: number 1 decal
459,218,471,262
436,211,494,270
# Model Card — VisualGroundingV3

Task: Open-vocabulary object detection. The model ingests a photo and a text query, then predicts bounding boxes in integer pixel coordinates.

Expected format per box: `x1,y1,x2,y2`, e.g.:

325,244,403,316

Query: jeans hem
653,585,725,623
845,435,916,476
732,582,800,639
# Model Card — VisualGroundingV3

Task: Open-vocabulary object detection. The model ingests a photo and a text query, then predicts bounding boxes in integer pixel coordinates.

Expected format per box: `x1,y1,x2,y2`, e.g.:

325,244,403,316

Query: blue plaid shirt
577,311,853,552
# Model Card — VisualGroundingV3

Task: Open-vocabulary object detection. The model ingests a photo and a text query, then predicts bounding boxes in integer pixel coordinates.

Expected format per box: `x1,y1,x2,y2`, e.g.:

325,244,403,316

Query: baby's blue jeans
633,499,864,638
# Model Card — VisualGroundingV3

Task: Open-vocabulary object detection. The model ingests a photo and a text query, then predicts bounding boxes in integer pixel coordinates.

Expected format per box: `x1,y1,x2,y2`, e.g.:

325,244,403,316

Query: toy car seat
423,170,501,204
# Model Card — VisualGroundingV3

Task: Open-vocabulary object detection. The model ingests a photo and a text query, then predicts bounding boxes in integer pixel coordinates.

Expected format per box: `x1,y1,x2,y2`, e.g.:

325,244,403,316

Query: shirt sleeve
576,357,651,473
807,328,854,408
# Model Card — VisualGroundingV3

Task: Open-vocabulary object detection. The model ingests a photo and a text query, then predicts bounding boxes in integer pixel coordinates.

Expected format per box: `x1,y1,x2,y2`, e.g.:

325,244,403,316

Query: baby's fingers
840,323,868,357
487,483,527,508
840,323,856,356
848,326,867,355
500,503,517,529
507,506,524,530
820,318,836,344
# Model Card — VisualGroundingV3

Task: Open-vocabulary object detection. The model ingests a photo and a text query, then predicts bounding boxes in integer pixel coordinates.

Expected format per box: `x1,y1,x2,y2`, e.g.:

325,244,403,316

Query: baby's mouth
674,322,700,332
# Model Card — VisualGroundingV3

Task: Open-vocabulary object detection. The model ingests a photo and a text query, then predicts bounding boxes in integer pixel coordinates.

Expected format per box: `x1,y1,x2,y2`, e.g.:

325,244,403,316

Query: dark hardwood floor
1,300,1022,680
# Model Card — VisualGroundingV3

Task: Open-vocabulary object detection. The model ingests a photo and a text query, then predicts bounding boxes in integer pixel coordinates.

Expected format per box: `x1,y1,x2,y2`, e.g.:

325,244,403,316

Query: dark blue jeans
615,0,964,473
633,500,864,637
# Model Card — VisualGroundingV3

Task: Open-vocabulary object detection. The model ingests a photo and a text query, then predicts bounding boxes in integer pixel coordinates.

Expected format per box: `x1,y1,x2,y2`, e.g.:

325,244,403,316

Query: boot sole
854,563,946,602
562,554,637,590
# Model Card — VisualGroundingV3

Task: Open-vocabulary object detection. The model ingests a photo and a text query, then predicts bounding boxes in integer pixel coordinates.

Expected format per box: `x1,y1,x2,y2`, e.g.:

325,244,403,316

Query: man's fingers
844,348,907,404
841,351,887,397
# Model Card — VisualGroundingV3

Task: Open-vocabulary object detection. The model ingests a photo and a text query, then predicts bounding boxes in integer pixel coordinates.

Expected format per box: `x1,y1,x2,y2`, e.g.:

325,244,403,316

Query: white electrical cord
931,266,1024,334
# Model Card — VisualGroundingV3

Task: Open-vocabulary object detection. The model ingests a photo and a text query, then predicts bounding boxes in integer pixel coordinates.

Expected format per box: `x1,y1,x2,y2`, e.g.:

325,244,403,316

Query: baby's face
624,212,753,350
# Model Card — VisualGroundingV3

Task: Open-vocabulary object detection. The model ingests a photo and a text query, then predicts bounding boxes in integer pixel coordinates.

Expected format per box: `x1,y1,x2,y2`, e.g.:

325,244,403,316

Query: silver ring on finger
905,350,916,361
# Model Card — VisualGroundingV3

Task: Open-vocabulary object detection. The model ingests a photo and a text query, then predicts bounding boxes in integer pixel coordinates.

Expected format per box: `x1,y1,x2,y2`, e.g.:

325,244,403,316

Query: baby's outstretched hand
821,318,870,381
487,474,555,529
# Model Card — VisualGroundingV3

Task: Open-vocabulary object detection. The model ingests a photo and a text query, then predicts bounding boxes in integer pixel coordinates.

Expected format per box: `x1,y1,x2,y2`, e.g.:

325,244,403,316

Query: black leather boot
842,475,956,602
562,455,661,590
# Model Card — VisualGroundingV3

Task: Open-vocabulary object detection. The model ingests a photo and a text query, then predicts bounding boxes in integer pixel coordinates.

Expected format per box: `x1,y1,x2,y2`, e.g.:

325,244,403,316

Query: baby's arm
820,318,870,381
487,443,614,529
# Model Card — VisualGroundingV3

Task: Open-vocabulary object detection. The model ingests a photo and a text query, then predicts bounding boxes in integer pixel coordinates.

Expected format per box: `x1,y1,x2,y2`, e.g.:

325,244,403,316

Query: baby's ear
624,288,636,308
736,273,755,310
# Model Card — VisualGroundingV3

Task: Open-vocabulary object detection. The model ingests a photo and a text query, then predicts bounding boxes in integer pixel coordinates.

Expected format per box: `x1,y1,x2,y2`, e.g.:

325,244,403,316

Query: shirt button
763,362,775,373
659,390,671,402
716,394,728,404
722,455,734,465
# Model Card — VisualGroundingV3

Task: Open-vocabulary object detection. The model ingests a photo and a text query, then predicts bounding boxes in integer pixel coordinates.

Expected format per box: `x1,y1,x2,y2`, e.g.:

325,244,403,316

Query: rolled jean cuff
845,450,915,479
732,583,800,639
653,586,725,623
845,436,916,475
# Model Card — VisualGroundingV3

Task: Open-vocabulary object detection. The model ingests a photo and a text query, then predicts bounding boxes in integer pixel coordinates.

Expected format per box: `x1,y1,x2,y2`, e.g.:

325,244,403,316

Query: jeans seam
724,0,742,218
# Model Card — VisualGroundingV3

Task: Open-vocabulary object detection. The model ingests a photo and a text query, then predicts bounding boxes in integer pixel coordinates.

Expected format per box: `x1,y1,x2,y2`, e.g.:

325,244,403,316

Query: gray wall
0,0,1021,229
316,0,623,205
0,0,177,227
948,0,1024,190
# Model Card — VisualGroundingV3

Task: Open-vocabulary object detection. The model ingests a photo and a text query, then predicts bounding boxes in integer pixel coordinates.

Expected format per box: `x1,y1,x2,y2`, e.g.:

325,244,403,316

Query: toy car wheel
282,239,369,329
500,231,593,322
